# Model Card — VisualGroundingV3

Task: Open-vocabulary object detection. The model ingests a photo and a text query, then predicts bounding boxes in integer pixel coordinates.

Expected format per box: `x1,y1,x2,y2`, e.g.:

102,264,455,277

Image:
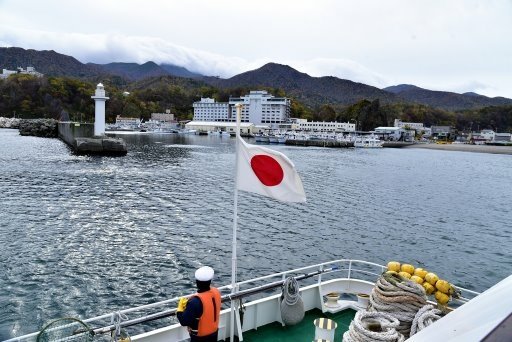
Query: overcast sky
1,0,511,97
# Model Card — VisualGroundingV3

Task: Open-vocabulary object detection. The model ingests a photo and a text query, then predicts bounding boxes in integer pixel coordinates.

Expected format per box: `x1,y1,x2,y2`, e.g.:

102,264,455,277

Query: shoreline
404,143,512,155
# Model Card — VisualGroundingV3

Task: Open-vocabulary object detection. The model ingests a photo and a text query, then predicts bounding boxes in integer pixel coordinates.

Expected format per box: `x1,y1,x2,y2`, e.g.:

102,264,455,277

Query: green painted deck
241,308,356,342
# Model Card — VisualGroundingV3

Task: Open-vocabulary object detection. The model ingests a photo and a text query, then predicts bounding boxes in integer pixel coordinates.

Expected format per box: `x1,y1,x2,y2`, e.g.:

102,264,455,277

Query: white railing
2,259,480,342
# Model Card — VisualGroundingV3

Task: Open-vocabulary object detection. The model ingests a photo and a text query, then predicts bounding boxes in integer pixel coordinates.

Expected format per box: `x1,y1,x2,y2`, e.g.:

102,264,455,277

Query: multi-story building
228,91,290,126
296,121,355,132
151,110,175,122
192,98,230,122
192,91,291,127
394,119,424,130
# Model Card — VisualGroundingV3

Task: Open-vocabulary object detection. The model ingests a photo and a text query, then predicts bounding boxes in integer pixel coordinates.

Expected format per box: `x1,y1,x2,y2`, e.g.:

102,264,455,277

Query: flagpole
230,103,242,341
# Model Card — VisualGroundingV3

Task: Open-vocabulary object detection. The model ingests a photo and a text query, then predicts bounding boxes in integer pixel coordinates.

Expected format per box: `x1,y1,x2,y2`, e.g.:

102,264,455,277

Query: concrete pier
58,122,127,156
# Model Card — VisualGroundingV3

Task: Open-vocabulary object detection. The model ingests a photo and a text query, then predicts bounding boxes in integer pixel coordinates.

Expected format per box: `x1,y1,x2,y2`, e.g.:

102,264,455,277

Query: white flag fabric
236,137,306,202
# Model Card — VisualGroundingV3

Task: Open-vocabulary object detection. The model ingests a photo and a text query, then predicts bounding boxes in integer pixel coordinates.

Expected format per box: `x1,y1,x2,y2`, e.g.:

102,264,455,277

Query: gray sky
1,0,511,98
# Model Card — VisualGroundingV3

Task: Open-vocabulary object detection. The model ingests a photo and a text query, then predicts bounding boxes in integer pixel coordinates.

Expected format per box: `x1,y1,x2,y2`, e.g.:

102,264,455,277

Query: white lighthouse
91,83,109,136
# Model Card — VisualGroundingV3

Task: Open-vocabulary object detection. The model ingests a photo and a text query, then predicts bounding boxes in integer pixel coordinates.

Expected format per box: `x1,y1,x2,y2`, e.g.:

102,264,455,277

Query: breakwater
18,119,58,137
58,122,127,156
0,117,21,128
0,118,127,156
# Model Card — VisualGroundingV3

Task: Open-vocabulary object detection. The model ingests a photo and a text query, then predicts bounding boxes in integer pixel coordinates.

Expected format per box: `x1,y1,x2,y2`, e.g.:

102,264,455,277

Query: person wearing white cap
177,266,221,342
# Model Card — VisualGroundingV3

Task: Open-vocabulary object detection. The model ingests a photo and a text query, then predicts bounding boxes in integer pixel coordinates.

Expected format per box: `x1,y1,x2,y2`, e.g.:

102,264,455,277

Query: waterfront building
431,126,454,140
115,115,141,126
296,120,355,132
494,133,511,142
184,121,254,135
192,91,291,128
420,127,432,137
374,127,407,141
151,110,175,122
192,98,230,122
393,119,424,130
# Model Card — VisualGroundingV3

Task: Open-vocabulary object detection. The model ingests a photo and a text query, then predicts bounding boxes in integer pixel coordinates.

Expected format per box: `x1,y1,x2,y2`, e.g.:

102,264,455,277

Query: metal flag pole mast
230,103,242,341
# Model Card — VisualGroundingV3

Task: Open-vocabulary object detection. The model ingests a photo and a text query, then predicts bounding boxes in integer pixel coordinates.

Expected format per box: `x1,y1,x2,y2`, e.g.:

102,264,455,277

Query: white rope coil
280,276,305,326
410,304,443,336
342,310,405,342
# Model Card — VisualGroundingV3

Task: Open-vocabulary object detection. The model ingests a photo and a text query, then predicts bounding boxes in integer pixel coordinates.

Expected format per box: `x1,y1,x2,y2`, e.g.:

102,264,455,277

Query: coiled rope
410,304,442,336
280,276,304,325
342,310,405,342
367,273,427,338
282,276,300,306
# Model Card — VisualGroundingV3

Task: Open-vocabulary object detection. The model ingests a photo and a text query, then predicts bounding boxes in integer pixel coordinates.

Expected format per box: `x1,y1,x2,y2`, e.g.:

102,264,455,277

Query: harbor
1,129,511,340
1,0,511,339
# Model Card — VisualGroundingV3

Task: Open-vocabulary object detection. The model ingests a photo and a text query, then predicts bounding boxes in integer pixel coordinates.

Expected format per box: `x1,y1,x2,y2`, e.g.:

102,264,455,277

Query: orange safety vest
194,287,221,337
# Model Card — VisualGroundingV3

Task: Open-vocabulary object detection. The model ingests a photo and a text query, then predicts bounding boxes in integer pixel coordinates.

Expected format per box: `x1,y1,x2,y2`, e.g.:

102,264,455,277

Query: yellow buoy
425,272,439,286
422,282,435,295
414,268,428,279
398,271,412,279
435,279,451,294
410,275,424,284
435,290,450,305
400,264,415,275
387,261,401,272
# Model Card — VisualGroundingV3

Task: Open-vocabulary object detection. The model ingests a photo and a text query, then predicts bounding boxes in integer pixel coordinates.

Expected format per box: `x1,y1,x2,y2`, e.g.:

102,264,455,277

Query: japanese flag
236,137,306,202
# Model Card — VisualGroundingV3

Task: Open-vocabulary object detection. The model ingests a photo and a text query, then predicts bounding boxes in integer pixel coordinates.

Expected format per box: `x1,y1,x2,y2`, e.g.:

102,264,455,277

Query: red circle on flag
250,155,284,186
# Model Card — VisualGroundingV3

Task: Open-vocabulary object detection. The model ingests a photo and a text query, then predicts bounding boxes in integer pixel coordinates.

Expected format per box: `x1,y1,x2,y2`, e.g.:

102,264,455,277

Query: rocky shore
0,117,21,129
405,143,512,155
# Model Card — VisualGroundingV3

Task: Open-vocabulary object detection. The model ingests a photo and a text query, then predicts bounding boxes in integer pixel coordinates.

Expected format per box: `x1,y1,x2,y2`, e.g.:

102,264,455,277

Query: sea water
0,129,511,339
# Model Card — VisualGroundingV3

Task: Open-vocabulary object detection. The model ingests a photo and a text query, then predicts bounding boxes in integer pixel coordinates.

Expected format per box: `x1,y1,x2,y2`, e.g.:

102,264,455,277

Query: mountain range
1,47,511,111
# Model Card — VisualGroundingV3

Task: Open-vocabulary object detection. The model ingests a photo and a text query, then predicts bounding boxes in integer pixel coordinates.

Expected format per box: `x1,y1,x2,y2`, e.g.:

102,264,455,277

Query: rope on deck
342,310,405,342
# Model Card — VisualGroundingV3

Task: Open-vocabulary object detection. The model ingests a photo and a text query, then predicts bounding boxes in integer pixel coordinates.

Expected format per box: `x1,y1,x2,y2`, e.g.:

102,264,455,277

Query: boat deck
241,308,356,341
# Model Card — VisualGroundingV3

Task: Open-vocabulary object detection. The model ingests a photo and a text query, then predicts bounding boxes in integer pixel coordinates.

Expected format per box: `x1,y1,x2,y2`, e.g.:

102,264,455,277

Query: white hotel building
192,90,290,126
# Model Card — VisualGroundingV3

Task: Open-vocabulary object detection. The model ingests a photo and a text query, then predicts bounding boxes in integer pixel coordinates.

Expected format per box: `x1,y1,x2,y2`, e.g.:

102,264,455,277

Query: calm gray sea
1,129,511,339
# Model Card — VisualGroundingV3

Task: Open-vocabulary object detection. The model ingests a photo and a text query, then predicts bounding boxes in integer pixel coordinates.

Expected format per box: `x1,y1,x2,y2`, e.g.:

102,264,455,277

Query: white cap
195,266,214,281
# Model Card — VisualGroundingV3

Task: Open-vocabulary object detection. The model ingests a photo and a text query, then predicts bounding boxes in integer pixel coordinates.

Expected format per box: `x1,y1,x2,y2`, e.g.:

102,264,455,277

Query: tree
315,104,337,121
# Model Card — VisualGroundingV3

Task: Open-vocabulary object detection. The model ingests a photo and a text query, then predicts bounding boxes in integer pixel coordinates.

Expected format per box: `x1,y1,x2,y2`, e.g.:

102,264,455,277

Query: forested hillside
1,74,511,132
3,47,511,113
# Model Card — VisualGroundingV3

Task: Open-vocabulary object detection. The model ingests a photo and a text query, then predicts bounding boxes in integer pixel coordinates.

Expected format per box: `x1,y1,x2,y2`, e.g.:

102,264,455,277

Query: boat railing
3,259,480,342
